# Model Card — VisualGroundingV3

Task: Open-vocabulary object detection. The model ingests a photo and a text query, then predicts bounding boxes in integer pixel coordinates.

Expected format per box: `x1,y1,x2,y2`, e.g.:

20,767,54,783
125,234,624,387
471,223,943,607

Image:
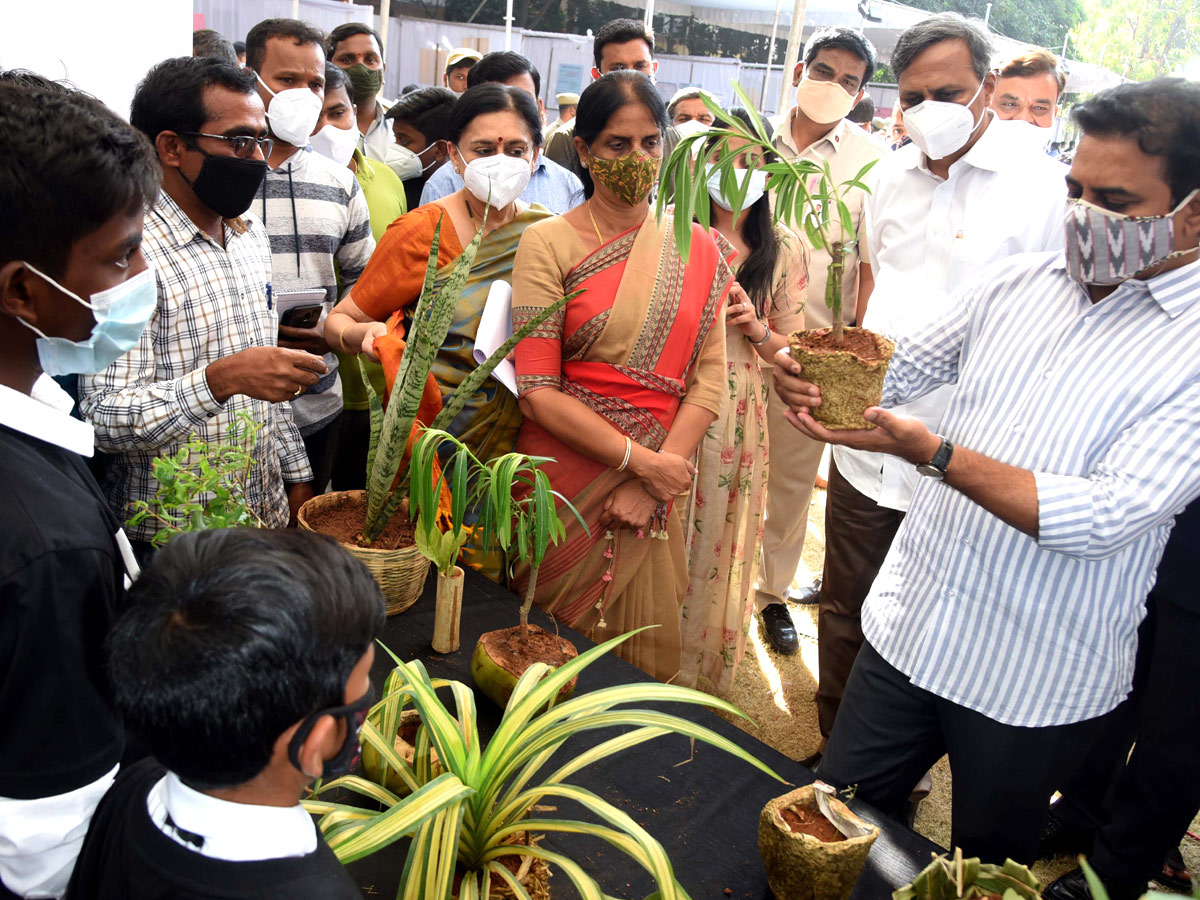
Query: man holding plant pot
773,77,1200,865
811,13,1068,754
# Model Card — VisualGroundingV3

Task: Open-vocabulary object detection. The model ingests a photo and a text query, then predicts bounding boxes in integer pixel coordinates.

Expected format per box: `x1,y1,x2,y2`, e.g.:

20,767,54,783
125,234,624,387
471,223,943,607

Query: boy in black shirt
0,84,159,898
68,528,384,898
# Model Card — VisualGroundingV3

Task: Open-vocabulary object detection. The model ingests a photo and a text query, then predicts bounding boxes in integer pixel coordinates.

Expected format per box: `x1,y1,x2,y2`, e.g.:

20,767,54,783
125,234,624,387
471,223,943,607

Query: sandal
1154,847,1192,893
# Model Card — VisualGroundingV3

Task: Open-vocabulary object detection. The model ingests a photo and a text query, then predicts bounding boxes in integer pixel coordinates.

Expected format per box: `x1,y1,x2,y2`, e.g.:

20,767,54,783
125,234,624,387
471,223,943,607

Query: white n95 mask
902,79,986,160
458,152,533,209
255,73,322,147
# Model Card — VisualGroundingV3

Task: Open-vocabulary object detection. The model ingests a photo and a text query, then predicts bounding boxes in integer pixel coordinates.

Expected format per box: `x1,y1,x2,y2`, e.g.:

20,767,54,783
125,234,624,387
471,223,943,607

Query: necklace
586,200,605,245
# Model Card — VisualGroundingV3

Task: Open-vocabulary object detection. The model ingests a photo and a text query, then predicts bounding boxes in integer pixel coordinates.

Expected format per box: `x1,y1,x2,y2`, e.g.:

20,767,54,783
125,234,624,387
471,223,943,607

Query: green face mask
589,150,659,206
343,63,383,105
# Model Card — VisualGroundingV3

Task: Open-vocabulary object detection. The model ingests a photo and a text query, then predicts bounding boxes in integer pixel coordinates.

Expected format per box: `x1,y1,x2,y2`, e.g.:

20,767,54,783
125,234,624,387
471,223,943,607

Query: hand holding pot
784,404,940,465
629,445,696,502
772,347,822,411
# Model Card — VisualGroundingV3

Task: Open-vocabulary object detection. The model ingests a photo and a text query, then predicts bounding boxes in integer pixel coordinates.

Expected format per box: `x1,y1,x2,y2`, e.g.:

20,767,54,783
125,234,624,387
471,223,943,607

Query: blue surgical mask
17,264,158,376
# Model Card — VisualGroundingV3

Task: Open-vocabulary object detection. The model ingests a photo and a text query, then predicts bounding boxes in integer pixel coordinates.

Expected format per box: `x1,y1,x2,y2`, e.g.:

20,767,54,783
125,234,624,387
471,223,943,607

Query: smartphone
279,304,323,329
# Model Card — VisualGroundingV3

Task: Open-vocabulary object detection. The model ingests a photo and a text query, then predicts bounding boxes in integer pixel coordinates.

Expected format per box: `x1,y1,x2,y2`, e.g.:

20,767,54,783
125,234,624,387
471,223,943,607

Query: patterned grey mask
1064,189,1199,286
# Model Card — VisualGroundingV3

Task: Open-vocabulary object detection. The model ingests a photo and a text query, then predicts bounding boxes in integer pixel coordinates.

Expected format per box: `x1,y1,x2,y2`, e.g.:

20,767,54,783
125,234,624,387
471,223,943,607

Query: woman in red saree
510,72,734,682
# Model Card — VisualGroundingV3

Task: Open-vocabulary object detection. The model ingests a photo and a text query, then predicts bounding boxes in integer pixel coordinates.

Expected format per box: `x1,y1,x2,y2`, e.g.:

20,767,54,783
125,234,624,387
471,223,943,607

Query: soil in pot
303,493,415,550
451,832,550,900
471,624,578,709
780,803,845,842
789,327,895,431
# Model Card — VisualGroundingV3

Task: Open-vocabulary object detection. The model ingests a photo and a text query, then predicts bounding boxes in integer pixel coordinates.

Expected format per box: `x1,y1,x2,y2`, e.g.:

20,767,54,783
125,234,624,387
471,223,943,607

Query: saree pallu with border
511,212,733,682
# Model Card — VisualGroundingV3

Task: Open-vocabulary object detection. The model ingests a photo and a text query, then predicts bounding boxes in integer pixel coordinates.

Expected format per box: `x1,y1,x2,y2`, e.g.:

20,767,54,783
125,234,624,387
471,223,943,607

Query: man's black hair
386,86,459,143
401,82,420,94
467,51,541,97
892,13,993,82
446,83,542,148
575,71,668,199
233,40,247,55
446,57,478,77
0,68,70,92
326,22,383,61
848,95,875,123
107,528,385,791
803,26,877,89
245,18,326,73
1073,78,1200,208
593,18,655,71
192,28,238,66
130,56,257,147
0,85,159,279
324,61,347,94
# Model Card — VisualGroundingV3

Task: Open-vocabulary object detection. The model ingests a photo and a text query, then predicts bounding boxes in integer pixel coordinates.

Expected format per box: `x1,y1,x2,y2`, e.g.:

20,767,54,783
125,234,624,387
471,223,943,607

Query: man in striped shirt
247,19,376,492
773,77,1200,864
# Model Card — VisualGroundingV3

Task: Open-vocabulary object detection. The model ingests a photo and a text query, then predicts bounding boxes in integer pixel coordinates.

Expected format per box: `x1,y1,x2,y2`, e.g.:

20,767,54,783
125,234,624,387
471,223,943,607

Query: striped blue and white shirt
863,250,1200,727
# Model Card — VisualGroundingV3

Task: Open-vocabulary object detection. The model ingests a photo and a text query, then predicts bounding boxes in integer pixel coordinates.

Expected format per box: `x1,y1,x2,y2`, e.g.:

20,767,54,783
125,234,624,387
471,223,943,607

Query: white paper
472,281,518,395
273,288,327,317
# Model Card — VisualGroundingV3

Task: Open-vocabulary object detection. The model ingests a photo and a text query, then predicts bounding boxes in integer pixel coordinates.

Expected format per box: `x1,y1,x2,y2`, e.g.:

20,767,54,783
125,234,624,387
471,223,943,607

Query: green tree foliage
1073,0,1199,80
902,0,1084,52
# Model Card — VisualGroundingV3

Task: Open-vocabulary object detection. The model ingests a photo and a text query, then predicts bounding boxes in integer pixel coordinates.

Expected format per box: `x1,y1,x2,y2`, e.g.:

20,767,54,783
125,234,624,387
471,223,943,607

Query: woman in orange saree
510,72,734,683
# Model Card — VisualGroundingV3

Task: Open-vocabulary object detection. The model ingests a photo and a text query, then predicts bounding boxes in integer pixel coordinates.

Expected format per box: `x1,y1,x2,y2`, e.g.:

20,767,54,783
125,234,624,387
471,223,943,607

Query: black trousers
329,409,371,492
301,413,342,495
817,640,1106,864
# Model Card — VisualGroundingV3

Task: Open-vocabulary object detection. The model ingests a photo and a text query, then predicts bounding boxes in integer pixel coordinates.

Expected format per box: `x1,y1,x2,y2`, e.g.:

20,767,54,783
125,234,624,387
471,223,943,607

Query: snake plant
306,628,785,899
657,82,877,343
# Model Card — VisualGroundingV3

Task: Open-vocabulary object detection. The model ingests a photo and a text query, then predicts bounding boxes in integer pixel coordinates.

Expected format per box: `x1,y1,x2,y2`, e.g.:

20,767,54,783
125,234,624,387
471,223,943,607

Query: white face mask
310,122,359,167
385,143,425,181
707,166,768,212
255,72,322,147
794,78,857,125
1005,119,1053,155
456,150,533,209
674,119,711,158
902,79,986,161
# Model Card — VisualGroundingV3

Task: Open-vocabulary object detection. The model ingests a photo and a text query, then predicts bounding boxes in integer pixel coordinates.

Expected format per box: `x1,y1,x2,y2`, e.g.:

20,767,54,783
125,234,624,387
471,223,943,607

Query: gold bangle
615,436,633,472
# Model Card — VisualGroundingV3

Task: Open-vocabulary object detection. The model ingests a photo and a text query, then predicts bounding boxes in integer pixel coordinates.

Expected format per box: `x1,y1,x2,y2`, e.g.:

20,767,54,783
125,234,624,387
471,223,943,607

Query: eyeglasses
178,132,274,159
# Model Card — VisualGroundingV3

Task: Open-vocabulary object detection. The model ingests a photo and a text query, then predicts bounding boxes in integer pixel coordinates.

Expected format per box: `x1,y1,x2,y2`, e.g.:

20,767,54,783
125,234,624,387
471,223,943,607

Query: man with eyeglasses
80,56,323,560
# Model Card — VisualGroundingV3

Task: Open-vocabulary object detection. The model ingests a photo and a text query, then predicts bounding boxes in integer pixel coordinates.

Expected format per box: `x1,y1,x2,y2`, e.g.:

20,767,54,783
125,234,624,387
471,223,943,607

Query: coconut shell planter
759,784,880,900
471,624,579,709
789,328,896,431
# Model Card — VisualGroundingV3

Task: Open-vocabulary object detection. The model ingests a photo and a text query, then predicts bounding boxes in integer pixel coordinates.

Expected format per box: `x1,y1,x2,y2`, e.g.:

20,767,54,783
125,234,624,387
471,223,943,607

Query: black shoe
1037,808,1093,859
760,603,799,655
786,576,822,605
1045,869,1093,900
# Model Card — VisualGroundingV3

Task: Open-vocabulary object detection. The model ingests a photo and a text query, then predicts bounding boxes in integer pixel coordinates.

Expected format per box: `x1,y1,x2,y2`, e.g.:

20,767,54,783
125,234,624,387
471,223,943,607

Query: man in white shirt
812,13,1069,749
754,27,885,659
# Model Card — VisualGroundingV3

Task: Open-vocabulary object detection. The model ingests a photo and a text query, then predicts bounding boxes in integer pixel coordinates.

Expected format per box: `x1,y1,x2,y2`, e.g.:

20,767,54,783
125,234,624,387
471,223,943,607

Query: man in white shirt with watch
812,12,1068,749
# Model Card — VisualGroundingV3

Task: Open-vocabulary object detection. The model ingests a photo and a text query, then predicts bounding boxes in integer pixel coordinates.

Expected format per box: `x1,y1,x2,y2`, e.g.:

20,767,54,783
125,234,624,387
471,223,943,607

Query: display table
345,566,944,899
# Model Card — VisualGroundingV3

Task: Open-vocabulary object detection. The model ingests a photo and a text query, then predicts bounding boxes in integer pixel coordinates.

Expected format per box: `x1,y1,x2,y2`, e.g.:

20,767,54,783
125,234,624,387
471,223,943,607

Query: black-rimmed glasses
178,132,274,159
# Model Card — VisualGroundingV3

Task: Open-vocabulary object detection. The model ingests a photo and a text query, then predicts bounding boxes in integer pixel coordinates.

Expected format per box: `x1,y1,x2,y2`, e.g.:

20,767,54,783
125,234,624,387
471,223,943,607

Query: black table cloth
346,566,945,899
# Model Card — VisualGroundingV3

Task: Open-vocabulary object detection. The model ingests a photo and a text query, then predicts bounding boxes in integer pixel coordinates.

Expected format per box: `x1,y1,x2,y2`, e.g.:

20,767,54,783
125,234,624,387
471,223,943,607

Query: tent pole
777,0,807,114
379,0,391,68
644,0,656,32
762,0,784,110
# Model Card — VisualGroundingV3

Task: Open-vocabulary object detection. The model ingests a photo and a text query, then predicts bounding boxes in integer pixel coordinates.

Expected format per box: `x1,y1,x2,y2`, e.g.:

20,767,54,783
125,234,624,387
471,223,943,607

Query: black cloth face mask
181,147,269,219
287,684,376,780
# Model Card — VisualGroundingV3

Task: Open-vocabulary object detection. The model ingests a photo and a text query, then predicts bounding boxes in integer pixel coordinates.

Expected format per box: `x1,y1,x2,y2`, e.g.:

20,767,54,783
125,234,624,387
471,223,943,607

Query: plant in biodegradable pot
307,628,785,899
126,411,266,547
892,848,1041,900
659,83,891,430
759,782,880,900
468,449,586,710
297,209,577,614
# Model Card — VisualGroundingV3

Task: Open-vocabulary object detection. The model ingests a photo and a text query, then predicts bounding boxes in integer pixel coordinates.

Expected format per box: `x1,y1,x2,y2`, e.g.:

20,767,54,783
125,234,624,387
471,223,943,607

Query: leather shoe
760,603,799,655
1037,808,1093,859
786,576,822,605
1045,868,1093,900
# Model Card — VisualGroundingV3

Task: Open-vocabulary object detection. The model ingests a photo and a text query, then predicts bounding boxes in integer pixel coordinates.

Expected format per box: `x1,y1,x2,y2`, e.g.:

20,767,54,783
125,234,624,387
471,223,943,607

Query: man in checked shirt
774,77,1200,865
81,56,326,559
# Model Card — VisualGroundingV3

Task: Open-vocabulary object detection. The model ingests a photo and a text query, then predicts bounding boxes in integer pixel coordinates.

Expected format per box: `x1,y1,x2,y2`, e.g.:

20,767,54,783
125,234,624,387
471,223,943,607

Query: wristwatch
916,436,954,480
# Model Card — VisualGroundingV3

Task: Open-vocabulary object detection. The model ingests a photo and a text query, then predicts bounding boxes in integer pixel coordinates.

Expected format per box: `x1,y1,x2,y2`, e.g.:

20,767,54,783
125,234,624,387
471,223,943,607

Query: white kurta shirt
834,114,1069,511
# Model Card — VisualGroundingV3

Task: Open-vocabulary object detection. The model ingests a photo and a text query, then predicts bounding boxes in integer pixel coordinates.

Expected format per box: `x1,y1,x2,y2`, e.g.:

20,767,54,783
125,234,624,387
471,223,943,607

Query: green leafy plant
125,411,265,547
657,82,877,343
892,848,1041,900
357,210,580,544
306,628,786,899
1078,858,1196,900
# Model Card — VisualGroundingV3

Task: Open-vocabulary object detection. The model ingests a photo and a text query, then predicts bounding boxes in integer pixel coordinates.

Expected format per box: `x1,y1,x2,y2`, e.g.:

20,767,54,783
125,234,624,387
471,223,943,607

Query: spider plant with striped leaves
305,629,786,900
656,82,876,344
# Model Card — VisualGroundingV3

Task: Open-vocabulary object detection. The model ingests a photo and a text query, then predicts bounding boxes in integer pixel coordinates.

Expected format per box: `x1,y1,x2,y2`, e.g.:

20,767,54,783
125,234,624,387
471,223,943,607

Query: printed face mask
902,78,986,160
287,685,376,780
1064,189,1200,286
589,149,660,206
458,150,533,209
255,72,322,147
707,166,768,212
310,122,359,167
794,78,856,125
17,265,157,376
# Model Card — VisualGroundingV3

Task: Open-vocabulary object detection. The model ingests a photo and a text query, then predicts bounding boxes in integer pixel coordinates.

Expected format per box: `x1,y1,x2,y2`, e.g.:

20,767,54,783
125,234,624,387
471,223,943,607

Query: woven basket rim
765,787,880,847
298,490,419,556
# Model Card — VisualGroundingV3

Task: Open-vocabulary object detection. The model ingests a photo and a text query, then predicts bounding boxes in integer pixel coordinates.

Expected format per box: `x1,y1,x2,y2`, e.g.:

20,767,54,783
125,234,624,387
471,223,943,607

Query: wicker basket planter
759,784,879,900
788,328,896,431
297,490,429,615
